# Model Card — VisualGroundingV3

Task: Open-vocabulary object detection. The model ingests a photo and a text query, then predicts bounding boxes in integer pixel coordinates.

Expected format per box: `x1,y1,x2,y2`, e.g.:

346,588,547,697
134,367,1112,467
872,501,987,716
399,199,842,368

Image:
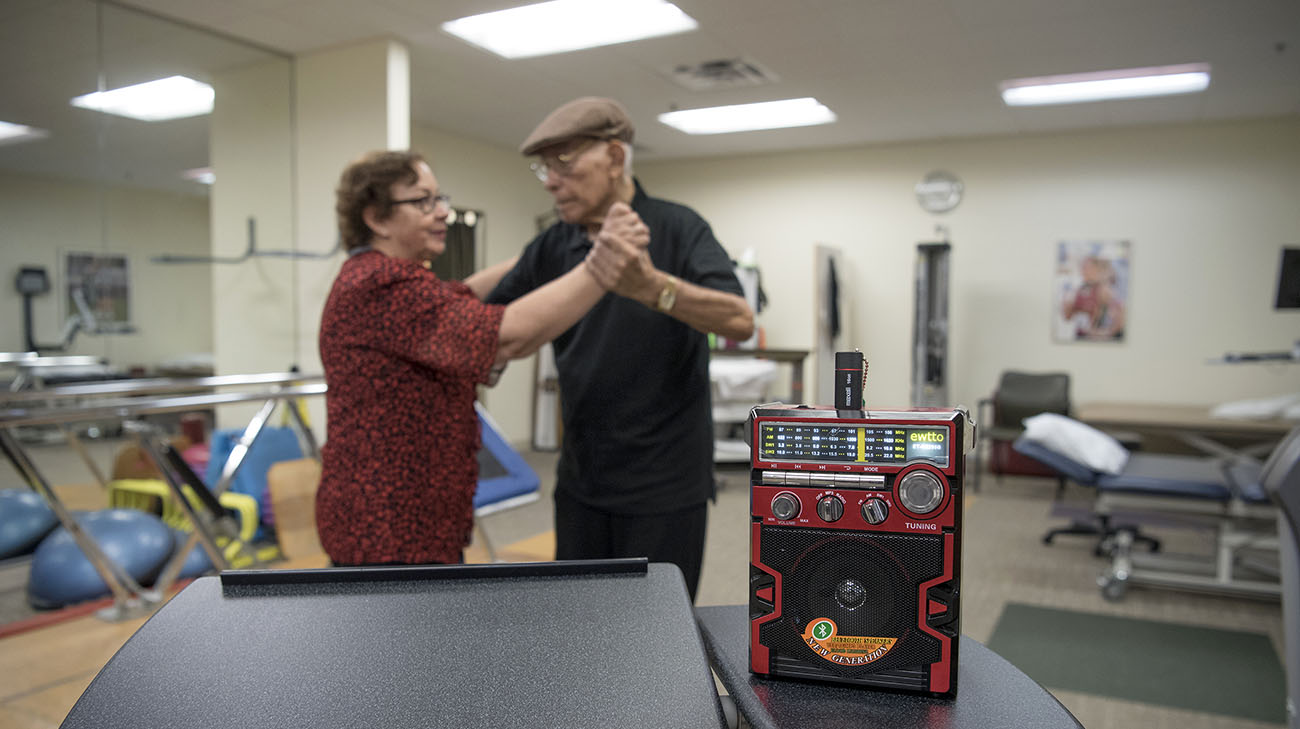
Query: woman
316,150,646,565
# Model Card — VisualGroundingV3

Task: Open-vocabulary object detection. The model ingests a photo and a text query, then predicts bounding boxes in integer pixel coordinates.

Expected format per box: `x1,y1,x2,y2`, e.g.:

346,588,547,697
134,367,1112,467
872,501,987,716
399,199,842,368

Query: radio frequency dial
771,492,800,520
898,471,945,515
861,498,888,525
816,496,844,523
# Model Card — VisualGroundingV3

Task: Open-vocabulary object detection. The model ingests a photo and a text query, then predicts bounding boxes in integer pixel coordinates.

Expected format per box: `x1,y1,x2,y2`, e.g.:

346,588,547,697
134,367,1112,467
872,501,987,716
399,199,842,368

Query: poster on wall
1054,240,1129,343
65,251,131,330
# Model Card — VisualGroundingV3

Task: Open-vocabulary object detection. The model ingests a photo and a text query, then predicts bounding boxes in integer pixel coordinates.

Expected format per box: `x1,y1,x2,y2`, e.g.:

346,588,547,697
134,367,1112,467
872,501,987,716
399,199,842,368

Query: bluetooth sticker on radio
801,618,898,666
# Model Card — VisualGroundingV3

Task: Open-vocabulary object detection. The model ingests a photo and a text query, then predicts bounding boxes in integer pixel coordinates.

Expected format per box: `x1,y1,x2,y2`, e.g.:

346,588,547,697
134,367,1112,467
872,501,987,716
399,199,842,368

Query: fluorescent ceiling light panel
1000,63,1210,106
0,121,49,146
658,97,837,135
442,0,698,59
70,75,214,121
182,167,215,185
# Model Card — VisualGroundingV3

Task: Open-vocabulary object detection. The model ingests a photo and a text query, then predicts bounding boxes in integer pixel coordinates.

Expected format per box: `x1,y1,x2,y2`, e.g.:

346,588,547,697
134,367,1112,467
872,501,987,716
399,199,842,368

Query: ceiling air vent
669,58,778,91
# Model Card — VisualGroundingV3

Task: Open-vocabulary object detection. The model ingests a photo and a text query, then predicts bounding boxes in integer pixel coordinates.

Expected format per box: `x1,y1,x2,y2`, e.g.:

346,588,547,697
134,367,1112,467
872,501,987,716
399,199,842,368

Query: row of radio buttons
760,471,887,488
770,492,890,525
768,471,945,520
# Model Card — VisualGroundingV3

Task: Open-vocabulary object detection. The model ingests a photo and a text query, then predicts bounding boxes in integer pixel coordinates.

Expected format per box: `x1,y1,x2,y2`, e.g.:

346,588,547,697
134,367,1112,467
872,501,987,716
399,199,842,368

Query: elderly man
486,97,753,601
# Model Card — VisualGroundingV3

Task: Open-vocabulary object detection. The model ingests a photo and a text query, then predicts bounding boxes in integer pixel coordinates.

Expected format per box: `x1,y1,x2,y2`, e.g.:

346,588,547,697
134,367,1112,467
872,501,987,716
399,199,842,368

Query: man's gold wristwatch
655,275,679,313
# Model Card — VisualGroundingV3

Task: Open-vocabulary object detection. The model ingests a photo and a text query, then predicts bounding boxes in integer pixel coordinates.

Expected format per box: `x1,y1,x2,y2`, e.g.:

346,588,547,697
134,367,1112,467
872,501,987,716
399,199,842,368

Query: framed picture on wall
1053,240,1130,343
64,251,132,332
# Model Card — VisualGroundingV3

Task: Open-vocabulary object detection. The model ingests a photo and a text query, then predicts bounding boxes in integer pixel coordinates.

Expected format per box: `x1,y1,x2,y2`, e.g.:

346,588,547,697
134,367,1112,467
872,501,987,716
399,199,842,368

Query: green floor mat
986,603,1286,724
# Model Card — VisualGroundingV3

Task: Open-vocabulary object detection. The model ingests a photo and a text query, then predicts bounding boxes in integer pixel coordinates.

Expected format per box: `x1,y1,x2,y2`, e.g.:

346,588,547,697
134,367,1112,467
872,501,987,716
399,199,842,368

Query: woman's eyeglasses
392,193,451,213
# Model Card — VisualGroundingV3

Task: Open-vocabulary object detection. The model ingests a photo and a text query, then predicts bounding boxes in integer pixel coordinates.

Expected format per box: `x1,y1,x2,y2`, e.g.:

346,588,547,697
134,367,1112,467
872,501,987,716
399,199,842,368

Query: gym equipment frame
0,373,324,620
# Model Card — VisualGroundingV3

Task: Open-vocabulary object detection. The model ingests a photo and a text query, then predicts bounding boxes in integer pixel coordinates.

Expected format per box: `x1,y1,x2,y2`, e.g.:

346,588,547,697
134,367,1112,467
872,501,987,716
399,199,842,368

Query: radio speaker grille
758,526,945,675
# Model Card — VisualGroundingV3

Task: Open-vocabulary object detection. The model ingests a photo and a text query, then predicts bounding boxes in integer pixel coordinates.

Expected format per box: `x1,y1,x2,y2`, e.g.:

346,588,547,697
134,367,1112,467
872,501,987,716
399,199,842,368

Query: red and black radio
747,402,971,697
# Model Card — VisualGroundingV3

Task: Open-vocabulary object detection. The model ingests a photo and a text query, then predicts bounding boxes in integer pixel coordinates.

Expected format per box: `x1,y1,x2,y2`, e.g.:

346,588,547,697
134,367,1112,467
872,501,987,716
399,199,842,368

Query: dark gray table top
696,605,1082,729
61,561,725,729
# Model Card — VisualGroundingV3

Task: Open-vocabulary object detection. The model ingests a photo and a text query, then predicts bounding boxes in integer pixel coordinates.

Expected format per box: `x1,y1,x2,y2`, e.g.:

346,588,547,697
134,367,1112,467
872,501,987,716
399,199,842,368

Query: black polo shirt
487,180,743,515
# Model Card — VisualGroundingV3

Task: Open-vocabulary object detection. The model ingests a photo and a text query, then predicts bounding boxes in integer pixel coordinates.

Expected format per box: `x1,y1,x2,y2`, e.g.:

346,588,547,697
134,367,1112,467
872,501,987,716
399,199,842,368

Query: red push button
757,586,774,603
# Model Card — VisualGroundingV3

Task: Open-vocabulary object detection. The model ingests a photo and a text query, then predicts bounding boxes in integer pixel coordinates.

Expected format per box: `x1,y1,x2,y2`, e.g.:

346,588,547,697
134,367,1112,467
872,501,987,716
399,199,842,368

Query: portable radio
747,401,971,697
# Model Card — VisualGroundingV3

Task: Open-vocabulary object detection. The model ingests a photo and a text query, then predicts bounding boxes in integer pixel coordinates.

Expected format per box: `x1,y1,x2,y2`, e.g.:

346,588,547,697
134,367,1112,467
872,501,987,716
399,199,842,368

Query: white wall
410,124,555,440
208,58,297,380
290,40,412,380
637,117,1300,412
209,41,408,430
0,171,212,367
9,117,1296,445
201,107,554,439
201,91,548,440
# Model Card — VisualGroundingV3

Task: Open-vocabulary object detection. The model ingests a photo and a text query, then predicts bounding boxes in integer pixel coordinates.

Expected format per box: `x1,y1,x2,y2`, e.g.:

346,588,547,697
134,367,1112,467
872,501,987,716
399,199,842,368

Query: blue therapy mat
474,405,539,510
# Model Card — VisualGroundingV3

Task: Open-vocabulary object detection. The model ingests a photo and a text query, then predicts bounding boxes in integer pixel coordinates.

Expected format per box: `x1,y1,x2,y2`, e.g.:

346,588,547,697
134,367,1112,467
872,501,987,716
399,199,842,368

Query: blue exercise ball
0,489,58,559
27,509,174,609
169,528,215,580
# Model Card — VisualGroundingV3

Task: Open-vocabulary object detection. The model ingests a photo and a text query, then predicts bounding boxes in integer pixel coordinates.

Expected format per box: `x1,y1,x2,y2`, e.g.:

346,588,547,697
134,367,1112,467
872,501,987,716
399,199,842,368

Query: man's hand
586,202,659,301
596,202,649,250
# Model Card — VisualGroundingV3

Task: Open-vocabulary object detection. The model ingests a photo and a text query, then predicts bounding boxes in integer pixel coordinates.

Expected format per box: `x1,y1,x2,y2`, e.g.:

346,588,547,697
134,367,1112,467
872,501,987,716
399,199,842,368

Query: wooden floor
0,530,556,729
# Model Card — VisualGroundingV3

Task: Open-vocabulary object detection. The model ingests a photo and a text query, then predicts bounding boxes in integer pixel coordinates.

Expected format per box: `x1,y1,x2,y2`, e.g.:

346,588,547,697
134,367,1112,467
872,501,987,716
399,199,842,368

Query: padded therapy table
60,560,726,729
1014,435,1282,600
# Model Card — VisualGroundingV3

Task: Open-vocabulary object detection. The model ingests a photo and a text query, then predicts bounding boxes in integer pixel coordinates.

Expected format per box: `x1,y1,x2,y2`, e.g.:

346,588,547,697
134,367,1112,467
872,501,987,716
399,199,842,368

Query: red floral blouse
316,250,504,564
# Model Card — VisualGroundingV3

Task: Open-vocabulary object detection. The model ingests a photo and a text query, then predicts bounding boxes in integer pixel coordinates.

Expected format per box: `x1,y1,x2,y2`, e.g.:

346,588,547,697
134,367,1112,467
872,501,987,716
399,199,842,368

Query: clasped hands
585,202,661,304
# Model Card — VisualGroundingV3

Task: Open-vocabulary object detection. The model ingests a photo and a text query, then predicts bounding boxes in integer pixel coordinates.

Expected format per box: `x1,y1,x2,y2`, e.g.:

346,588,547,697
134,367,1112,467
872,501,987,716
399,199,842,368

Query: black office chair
974,371,1072,493
1261,426,1300,729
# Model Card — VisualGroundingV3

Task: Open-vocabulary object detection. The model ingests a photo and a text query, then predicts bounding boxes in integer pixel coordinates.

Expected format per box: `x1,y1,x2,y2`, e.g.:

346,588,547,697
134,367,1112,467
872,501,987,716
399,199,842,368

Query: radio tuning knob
898,471,945,515
816,496,844,523
771,492,800,520
862,498,888,525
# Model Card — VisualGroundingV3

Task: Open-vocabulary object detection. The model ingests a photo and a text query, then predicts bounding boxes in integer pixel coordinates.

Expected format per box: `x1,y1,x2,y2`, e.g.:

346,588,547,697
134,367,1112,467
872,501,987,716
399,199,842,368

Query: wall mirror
0,0,293,377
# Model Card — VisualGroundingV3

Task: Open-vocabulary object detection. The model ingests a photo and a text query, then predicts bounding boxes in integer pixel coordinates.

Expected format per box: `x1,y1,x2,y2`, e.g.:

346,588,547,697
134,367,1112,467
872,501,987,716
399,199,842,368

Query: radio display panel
758,421,949,467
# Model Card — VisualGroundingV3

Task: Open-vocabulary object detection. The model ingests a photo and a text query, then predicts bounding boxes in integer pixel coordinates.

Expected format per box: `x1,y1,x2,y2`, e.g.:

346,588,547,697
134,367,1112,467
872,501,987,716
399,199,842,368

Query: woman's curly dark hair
336,150,425,251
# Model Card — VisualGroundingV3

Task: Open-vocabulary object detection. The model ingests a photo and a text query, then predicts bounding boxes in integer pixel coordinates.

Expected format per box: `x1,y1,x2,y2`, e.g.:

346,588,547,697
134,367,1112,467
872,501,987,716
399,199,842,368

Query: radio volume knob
862,498,888,525
771,492,800,521
816,496,844,523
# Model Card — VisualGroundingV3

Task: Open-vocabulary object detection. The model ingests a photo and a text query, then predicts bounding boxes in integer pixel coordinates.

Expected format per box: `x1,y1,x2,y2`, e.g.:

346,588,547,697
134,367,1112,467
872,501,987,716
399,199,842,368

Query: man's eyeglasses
529,138,601,182
392,193,451,214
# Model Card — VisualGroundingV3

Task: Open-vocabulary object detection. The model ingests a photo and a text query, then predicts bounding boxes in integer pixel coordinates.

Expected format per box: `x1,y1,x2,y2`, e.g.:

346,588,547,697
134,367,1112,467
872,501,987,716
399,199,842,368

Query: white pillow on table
1021,412,1130,475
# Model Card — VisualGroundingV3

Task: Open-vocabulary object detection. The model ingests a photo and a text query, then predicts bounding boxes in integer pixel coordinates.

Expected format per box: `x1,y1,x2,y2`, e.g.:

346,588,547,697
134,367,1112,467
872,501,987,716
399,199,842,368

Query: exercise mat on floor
987,602,1286,724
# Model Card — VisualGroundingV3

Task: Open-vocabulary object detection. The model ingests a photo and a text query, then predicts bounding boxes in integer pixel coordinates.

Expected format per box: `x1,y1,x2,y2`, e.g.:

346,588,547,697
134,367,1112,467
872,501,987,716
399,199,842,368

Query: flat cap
520,97,635,156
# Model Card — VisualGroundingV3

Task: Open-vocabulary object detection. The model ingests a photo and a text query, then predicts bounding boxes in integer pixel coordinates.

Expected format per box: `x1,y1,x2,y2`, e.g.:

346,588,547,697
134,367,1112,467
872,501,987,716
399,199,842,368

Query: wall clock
915,170,964,213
